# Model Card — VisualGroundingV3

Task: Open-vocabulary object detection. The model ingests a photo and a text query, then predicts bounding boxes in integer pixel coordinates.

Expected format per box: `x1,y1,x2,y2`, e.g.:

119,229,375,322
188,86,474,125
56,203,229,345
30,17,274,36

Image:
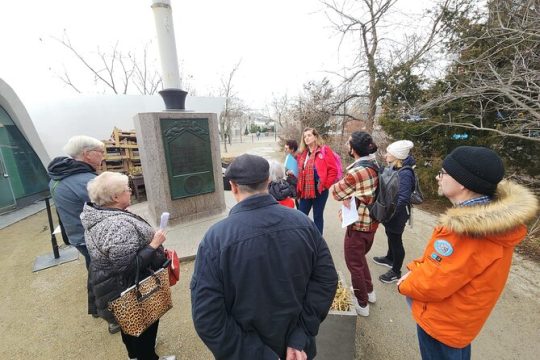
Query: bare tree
322,0,457,131
52,32,162,95
269,93,290,129
289,79,339,134
219,61,243,152
419,0,540,143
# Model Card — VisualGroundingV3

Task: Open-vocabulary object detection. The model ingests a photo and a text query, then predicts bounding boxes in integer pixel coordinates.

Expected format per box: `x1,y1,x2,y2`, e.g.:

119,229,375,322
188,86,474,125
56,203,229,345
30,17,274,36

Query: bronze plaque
160,118,215,199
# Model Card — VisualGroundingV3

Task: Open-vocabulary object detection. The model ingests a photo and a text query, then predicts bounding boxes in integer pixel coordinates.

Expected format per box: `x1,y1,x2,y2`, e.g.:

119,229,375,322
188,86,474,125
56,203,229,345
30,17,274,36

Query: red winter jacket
297,145,338,198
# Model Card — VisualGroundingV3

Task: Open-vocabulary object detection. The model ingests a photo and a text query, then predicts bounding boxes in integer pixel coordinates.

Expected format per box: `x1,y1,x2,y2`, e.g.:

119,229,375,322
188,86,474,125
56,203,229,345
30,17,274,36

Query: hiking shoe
368,291,376,303
372,256,393,268
108,322,121,334
379,269,400,284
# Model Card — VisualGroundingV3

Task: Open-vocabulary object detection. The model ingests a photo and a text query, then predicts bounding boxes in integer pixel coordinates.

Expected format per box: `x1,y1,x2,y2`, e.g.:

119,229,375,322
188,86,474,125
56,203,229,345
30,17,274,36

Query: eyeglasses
438,169,448,178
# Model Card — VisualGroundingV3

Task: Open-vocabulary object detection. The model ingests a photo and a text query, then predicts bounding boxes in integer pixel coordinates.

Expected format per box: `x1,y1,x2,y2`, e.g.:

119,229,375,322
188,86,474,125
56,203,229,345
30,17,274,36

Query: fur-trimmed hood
438,180,538,243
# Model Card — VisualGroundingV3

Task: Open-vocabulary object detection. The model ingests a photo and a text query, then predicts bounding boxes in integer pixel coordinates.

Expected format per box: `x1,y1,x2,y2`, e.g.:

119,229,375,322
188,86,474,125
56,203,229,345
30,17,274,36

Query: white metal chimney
151,0,182,89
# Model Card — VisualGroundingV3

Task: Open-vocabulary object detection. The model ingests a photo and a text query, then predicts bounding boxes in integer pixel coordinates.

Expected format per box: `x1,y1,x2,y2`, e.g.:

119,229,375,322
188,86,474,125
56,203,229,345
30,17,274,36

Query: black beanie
442,146,504,196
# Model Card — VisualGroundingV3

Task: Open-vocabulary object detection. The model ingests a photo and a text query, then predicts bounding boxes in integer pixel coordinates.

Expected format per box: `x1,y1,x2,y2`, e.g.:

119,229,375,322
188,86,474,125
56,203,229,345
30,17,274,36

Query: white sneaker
352,297,370,317
355,302,369,317
159,356,176,360
351,286,376,304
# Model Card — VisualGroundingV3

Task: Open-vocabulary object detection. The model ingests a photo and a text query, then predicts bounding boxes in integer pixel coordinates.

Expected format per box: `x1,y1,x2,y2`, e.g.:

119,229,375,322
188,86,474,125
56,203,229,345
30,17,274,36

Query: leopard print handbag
108,265,173,337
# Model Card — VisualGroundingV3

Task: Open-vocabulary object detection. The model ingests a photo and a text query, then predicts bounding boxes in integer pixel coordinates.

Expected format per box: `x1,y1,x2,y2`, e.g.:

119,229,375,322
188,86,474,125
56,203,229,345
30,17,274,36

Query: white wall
25,94,225,159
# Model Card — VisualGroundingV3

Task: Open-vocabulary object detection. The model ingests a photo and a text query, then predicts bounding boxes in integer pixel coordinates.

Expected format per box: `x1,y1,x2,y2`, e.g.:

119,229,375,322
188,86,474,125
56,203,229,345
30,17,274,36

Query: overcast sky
0,0,432,110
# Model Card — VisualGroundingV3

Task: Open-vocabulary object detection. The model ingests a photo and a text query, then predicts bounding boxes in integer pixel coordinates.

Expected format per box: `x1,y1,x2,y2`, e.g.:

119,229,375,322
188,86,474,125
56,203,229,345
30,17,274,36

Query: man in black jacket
191,154,338,360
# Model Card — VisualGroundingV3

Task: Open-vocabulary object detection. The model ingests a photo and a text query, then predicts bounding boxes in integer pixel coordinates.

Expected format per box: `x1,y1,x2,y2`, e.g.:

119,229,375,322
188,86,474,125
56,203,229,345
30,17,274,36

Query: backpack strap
355,160,379,172
50,180,61,197
321,144,331,158
398,165,414,172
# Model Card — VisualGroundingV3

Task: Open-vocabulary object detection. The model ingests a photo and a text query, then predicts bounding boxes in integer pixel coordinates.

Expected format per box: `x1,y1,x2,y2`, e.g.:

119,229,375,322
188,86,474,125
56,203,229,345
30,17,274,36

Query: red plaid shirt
332,159,379,232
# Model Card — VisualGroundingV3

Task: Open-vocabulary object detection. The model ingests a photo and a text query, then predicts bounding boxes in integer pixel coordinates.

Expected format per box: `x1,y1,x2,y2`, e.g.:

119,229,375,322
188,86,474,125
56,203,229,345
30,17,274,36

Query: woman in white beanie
372,140,417,283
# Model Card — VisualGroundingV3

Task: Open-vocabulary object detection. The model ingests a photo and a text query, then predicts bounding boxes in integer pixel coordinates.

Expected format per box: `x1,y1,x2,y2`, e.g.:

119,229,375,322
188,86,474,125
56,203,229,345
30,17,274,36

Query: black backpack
355,161,423,223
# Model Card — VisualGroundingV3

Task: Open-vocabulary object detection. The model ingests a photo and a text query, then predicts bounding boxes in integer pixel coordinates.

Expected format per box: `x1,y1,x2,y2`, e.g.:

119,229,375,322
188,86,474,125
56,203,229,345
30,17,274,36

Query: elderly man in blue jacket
47,135,120,334
191,154,338,360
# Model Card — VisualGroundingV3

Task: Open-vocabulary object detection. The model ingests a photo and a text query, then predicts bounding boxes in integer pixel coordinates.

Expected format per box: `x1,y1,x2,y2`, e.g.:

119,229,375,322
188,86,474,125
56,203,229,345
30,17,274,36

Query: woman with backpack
373,140,416,283
297,127,338,235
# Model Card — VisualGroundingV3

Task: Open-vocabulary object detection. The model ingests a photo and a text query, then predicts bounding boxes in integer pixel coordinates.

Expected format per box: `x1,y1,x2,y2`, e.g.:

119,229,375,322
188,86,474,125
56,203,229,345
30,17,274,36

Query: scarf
298,147,318,199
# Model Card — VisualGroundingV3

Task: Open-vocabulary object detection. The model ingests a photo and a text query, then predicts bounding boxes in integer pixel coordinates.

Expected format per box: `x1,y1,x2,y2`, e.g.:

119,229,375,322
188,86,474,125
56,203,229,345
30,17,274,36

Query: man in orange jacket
398,146,538,360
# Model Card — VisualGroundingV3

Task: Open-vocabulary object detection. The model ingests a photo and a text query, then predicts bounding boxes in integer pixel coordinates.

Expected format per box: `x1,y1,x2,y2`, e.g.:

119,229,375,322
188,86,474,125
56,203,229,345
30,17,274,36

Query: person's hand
149,229,167,249
343,197,352,209
286,347,307,360
397,271,411,286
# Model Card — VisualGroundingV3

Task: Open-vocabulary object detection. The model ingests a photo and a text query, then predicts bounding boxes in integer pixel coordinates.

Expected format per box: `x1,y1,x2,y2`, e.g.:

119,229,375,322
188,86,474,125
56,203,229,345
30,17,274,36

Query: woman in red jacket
297,127,338,235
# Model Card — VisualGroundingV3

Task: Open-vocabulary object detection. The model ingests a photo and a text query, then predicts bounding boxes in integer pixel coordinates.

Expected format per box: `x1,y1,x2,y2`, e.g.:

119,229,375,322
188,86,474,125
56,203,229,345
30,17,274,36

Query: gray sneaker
379,269,400,284
372,256,393,268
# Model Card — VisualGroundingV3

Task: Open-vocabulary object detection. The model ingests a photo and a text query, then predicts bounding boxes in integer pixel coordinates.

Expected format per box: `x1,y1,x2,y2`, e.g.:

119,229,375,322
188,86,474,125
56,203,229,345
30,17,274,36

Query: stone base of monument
317,272,358,360
134,112,225,226
128,189,238,261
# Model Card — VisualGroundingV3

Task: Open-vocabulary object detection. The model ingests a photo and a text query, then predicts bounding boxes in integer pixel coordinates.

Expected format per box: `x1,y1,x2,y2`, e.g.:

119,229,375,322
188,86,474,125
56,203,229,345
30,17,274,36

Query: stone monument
134,112,225,225
133,1,225,225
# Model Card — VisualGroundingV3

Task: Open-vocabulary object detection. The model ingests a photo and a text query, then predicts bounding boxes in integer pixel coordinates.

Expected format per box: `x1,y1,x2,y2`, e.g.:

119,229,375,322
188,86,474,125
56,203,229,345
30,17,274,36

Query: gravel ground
0,209,209,359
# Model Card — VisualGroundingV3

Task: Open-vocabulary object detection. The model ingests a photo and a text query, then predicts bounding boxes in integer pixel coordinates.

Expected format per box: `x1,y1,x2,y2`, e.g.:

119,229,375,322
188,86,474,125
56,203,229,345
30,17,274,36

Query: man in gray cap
397,146,538,360
191,154,338,360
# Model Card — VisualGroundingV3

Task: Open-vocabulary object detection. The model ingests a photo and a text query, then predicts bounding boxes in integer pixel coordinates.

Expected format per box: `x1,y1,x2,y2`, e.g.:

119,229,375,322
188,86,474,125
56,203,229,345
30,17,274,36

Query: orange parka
398,180,538,348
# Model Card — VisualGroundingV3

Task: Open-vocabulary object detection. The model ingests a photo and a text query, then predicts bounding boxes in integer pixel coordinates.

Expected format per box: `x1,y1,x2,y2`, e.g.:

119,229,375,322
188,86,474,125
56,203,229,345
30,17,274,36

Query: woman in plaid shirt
330,131,379,317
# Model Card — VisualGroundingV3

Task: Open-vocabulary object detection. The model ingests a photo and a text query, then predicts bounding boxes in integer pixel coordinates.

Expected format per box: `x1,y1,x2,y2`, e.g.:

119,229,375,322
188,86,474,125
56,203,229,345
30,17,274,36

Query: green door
0,106,49,211
0,146,16,213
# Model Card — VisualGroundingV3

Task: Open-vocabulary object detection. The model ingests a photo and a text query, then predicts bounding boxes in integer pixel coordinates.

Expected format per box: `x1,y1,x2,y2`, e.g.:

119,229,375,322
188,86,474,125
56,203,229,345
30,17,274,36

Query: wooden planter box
317,272,357,359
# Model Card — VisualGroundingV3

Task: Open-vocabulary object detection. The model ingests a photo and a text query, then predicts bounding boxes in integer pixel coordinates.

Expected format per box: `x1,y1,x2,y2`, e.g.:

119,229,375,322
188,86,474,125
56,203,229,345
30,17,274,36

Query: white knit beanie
387,140,414,160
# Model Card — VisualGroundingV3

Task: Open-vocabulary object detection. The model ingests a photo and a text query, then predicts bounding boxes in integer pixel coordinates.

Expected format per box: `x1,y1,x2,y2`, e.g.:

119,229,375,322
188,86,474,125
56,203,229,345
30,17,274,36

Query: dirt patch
516,237,540,262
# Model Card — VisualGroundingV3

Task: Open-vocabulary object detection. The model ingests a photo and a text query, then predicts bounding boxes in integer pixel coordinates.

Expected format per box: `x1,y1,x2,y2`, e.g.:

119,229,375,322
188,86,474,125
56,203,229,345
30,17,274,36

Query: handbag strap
134,255,161,301
135,255,141,286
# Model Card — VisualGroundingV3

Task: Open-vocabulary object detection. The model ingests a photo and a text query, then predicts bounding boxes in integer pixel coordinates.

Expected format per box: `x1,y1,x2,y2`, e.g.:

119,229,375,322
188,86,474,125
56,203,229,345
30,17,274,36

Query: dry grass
331,280,353,312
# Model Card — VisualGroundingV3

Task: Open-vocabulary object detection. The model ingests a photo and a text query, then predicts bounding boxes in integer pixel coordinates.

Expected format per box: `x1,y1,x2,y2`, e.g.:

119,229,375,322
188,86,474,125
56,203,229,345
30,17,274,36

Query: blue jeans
298,189,329,235
417,325,471,360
